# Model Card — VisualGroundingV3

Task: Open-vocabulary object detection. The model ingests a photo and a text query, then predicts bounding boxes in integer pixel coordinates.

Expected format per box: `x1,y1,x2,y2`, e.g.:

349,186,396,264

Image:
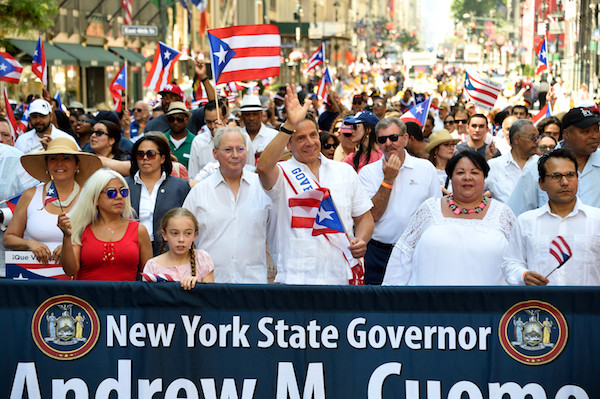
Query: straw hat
165,101,191,117
425,129,460,154
21,138,102,184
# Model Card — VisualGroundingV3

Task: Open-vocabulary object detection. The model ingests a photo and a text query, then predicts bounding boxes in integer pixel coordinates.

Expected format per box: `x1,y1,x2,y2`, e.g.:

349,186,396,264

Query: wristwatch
279,125,295,135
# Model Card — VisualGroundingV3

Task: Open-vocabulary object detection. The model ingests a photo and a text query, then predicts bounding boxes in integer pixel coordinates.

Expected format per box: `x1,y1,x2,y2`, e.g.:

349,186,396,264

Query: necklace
448,195,488,215
105,225,115,234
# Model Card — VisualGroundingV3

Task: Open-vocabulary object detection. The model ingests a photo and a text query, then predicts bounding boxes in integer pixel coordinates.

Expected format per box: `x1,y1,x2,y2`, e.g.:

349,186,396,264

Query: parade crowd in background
2,56,600,288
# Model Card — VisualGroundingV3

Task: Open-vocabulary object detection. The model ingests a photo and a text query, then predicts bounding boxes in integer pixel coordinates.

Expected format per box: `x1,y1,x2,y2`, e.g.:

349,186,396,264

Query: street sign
121,26,158,36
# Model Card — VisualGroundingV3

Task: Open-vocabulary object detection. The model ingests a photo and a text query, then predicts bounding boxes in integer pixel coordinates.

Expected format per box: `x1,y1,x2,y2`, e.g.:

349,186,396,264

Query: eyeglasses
444,120,456,125
166,115,187,123
133,108,144,112
90,130,108,136
102,188,129,199
520,134,541,143
219,146,246,155
374,102,384,107
377,134,401,144
322,142,338,150
135,150,158,160
545,171,578,183
455,119,468,124
538,144,556,152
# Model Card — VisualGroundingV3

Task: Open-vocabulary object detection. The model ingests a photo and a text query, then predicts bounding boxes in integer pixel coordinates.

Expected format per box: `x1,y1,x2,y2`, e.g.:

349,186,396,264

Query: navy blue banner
1,281,598,398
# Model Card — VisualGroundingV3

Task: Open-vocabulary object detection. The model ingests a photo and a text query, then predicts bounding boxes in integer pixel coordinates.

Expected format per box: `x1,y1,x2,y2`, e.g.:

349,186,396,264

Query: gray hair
508,119,535,145
213,126,251,150
375,117,407,137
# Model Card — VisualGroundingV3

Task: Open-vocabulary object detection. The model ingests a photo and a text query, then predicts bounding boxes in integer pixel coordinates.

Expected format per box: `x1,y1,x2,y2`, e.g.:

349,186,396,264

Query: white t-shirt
486,152,539,204
266,155,372,285
358,152,441,244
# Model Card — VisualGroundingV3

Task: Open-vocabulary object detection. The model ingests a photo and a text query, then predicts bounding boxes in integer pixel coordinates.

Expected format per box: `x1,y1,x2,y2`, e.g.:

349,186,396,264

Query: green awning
53,43,121,67
8,39,77,66
109,47,148,67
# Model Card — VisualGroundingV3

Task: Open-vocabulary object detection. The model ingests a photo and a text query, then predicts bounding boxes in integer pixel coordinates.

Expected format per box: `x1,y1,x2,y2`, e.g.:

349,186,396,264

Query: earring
76,170,80,174
45,170,50,175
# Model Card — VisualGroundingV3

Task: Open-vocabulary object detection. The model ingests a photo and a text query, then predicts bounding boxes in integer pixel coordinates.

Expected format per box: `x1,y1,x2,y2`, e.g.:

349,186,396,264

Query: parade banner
1,280,598,398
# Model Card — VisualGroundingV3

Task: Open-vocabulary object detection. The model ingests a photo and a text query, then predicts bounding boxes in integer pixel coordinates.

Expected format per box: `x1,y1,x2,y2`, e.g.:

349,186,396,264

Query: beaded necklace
448,195,489,215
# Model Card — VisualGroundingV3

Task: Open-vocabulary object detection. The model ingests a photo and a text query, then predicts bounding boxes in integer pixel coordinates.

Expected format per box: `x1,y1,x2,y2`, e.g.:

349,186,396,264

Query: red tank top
76,220,140,281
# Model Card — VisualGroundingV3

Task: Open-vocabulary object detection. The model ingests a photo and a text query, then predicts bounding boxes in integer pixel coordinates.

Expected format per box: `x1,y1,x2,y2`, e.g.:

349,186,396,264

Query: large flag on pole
109,63,127,112
143,42,182,92
306,43,325,72
3,88,19,141
0,52,23,84
400,96,432,127
207,24,281,85
536,37,550,75
463,70,502,111
32,37,48,86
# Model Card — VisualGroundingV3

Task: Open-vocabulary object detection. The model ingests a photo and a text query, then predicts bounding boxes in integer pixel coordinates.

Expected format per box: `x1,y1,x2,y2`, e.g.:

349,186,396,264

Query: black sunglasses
455,119,468,124
376,134,401,144
102,188,129,199
444,120,455,125
133,108,144,112
90,130,108,136
167,115,186,123
322,142,338,150
135,150,158,160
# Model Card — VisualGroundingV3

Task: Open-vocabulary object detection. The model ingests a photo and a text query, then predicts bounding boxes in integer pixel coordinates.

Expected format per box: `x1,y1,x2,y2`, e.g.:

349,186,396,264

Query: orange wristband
381,181,393,189
522,270,529,281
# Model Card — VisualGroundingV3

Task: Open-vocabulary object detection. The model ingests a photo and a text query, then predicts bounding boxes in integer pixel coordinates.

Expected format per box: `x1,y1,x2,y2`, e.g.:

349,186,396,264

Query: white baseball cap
28,99,53,116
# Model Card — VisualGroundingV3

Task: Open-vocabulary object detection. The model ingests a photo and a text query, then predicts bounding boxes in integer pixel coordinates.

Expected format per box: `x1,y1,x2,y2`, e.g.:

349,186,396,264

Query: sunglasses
135,150,158,160
133,108,144,112
444,120,455,125
102,188,129,199
166,116,187,123
322,142,338,150
90,130,108,136
455,119,468,124
376,134,401,144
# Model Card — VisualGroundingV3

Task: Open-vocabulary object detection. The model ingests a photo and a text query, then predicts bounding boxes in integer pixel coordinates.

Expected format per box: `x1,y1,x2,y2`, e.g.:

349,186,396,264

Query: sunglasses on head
102,188,129,199
322,142,338,150
376,134,401,144
166,115,186,123
90,130,108,136
135,150,158,160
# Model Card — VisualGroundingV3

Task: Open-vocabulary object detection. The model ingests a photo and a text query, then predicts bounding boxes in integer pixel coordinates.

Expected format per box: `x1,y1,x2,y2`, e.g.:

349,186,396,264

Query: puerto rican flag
5,193,21,212
5,251,69,280
549,236,572,267
289,187,364,285
530,102,552,126
141,273,175,282
400,96,432,127
190,0,209,36
32,37,48,86
0,52,23,84
536,37,550,75
44,182,59,206
317,66,332,100
109,62,127,112
463,70,502,111
306,43,325,72
143,42,182,92
207,24,281,85
18,102,30,135
3,88,19,140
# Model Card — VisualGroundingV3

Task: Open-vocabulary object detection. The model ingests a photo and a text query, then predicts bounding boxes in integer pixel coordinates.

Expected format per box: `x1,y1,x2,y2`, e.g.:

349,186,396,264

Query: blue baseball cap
343,111,379,127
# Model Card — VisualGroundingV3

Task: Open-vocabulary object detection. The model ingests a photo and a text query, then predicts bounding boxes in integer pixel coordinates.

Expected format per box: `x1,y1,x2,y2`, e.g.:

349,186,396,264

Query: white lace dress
383,197,515,286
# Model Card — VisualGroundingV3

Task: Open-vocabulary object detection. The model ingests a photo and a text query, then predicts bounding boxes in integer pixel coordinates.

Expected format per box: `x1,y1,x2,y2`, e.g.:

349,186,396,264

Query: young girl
143,208,214,289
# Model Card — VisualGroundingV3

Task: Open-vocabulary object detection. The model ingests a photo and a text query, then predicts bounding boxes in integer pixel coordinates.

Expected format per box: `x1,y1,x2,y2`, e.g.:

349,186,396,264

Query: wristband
381,181,393,189
279,125,295,135
522,270,529,282
201,77,209,82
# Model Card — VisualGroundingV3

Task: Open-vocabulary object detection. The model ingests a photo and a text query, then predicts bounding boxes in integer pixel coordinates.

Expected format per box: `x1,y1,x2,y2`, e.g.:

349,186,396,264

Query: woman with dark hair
125,132,191,255
74,113,94,148
54,110,77,139
383,149,516,286
319,131,339,160
341,111,382,172
90,120,127,160
536,116,562,142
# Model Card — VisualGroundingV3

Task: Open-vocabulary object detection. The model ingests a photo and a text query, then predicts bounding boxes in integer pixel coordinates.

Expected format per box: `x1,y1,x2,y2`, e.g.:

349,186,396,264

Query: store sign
1,281,597,398
121,25,158,36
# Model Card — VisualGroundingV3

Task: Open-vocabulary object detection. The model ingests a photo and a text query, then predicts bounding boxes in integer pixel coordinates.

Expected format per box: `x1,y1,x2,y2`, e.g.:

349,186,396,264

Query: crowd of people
1,63,600,288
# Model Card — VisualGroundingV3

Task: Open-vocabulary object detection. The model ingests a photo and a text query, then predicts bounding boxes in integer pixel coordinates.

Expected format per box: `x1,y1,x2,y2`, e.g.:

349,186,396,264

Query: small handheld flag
0,52,23,84
463,70,502,111
546,236,572,278
536,37,550,75
44,181,59,207
143,42,182,92
400,97,432,127
32,37,48,86
316,67,332,100
306,43,325,72
141,273,175,282
110,63,127,112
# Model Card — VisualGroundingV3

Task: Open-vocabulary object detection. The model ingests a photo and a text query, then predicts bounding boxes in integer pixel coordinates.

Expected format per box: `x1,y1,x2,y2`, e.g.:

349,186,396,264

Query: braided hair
159,208,200,276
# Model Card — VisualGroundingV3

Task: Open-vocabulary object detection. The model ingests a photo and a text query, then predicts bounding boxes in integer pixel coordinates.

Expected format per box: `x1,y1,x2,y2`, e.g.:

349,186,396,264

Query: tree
0,0,59,39
450,0,508,23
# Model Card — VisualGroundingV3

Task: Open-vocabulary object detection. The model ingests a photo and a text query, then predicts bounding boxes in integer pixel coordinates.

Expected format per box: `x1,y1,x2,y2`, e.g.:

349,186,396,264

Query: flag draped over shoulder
207,24,281,85
463,70,502,111
0,52,23,84
143,42,182,92
32,37,48,86
400,97,432,127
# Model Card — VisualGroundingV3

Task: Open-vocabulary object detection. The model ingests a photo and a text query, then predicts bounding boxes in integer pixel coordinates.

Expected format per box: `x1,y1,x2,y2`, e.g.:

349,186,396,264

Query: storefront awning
53,43,122,67
8,39,77,66
109,47,148,67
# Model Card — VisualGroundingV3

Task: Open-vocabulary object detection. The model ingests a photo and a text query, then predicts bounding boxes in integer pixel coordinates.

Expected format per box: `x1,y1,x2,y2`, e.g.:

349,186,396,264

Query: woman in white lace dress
383,149,516,285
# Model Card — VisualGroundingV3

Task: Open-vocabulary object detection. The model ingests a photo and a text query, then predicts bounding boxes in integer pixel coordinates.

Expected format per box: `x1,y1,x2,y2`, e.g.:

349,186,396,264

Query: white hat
29,99,52,116
240,95,265,112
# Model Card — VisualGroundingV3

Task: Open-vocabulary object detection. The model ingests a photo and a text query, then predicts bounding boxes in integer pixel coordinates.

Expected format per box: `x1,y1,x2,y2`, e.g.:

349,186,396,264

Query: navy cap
343,111,380,127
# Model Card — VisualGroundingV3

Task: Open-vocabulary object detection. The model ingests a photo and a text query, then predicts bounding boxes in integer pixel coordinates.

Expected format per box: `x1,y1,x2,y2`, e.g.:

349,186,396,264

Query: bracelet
201,77,209,82
279,125,295,135
381,181,393,189
522,270,529,282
